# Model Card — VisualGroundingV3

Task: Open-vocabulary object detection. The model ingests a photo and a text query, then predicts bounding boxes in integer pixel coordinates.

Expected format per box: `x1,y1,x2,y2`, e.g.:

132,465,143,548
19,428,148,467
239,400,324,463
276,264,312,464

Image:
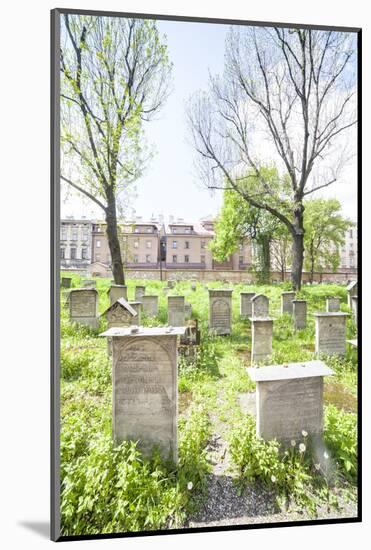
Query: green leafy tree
60,15,172,283
304,199,353,282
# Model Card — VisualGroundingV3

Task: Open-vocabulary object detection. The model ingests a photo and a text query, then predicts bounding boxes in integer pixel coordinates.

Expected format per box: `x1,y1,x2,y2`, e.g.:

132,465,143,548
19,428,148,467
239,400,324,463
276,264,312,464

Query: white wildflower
301,430,308,437
299,443,306,453
271,475,277,483
314,463,321,471
324,452,329,460
187,482,193,491
291,440,296,447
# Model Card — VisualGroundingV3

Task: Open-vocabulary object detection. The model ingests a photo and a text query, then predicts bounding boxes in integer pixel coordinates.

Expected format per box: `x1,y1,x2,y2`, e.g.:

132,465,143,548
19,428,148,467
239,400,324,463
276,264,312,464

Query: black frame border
51,7,362,542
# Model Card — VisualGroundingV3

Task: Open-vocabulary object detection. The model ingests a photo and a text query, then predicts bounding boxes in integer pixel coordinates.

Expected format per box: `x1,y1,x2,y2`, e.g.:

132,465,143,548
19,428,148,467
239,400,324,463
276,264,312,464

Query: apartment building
340,224,357,269
60,218,92,268
164,219,214,269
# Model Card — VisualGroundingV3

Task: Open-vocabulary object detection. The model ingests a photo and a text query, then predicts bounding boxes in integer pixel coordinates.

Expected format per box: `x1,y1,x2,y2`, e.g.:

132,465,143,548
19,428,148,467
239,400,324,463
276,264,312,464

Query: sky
61,19,357,223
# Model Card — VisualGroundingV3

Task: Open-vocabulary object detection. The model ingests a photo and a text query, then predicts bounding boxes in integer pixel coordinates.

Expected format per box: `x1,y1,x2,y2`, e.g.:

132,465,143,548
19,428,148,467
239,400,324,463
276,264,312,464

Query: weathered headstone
135,286,146,301
251,294,269,319
247,360,333,445
168,296,185,327
326,297,340,312
281,291,296,315
293,300,307,330
61,277,72,289
108,284,128,305
69,288,99,328
101,298,137,328
184,302,192,320
100,326,186,461
167,280,175,289
314,312,350,356
129,302,142,325
347,281,357,307
351,296,358,326
82,279,96,288
142,295,159,317
208,289,233,335
240,292,255,318
250,317,273,364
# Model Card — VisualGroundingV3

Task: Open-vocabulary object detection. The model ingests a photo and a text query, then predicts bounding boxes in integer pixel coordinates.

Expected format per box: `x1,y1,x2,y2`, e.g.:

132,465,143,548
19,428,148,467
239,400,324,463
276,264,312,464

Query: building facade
60,218,92,269
340,224,357,269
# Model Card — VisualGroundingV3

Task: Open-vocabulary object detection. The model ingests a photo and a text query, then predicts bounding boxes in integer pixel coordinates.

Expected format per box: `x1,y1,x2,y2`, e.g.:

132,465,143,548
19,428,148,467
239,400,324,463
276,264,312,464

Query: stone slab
108,285,128,304
135,286,146,301
251,294,269,318
281,291,296,315
240,292,255,317
247,360,333,382
69,288,99,328
209,289,233,335
314,312,349,355
168,296,185,327
142,295,159,317
249,318,273,365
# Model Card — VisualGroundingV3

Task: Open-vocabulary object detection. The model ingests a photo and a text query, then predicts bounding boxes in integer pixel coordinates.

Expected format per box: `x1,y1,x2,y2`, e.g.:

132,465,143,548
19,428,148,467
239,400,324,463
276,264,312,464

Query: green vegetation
60,274,358,534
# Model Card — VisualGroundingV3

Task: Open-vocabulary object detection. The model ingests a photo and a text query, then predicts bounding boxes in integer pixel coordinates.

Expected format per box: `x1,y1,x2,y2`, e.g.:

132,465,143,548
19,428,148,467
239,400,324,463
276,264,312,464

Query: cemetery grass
60,275,358,535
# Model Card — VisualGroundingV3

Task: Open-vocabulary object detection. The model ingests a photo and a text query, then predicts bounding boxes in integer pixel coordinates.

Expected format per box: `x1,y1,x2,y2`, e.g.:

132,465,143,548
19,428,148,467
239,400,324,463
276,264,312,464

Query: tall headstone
347,281,357,307
142,295,159,317
281,291,296,315
247,360,333,445
184,302,192,320
250,318,273,365
135,286,146,301
326,297,340,312
168,296,185,326
129,302,142,325
101,298,137,328
100,326,186,461
108,284,128,305
69,288,99,328
61,277,72,289
208,289,233,335
293,300,307,330
240,292,255,318
251,294,269,319
351,296,358,327
314,312,350,356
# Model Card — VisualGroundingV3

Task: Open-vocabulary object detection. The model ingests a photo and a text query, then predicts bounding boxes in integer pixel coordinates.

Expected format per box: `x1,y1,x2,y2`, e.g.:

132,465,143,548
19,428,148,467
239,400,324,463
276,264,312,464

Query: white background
0,1,368,548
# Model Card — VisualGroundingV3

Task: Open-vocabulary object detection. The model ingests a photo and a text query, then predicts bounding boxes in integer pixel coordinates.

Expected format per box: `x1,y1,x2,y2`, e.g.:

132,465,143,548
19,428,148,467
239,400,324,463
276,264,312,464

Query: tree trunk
291,202,305,290
105,195,125,285
260,236,271,284
310,258,315,284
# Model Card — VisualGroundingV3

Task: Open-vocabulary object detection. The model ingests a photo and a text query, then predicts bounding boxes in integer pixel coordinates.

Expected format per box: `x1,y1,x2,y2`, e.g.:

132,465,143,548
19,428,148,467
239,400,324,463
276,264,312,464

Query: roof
164,222,214,236
101,298,137,318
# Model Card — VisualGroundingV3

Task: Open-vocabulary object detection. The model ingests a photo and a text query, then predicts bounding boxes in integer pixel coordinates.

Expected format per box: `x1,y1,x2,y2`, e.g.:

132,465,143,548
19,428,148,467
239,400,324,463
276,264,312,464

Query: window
146,227,152,233
61,226,67,240
81,248,88,259
349,229,353,238
146,241,152,249
172,255,177,263
134,239,139,248
134,227,140,233
201,255,205,265
82,227,89,241
60,248,65,259
239,255,243,265
185,255,189,263
201,240,206,249
172,240,177,249
185,227,191,234
185,241,190,249
146,254,151,263
133,255,138,263
96,240,101,248
70,247,76,260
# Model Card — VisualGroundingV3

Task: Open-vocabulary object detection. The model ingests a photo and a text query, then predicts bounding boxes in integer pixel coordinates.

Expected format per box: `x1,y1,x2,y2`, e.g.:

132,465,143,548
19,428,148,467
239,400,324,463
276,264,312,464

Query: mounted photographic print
51,7,361,541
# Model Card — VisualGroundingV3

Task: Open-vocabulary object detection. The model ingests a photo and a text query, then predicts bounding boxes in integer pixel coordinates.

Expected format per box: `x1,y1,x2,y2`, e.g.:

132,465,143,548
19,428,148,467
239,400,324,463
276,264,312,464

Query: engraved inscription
316,317,346,355
211,299,230,329
252,296,269,318
70,290,96,317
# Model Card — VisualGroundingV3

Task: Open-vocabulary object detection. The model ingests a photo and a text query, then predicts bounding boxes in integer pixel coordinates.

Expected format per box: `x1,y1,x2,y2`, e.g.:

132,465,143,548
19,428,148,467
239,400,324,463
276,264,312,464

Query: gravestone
240,292,255,318
184,302,192,320
82,279,96,288
250,318,273,365
251,294,269,318
191,282,197,291
168,296,185,326
351,296,358,326
100,326,186,461
314,312,350,356
69,288,99,328
101,298,137,328
326,297,340,312
108,284,128,305
129,302,142,325
180,319,201,346
247,360,333,445
293,300,307,330
281,291,296,315
61,277,72,289
135,286,146,301
208,289,233,335
167,280,175,289
142,295,159,317
347,281,357,307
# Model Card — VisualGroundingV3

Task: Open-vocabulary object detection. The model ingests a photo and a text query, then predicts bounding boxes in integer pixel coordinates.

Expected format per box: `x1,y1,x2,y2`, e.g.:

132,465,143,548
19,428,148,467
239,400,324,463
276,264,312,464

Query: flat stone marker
101,298,137,328
293,300,307,330
326,297,340,312
100,326,186,461
208,289,233,335
135,286,146,301
247,360,334,445
351,296,358,326
108,284,128,305
314,312,350,356
251,294,269,319
168,296,185,326
129,302,142,325
69,288,99,328
249,317,273,365
82,279,96,288
61,277,72,289
185,302,192,320
281,291,296,315
240,292,255,318
347,281,357,307
142,295,159,317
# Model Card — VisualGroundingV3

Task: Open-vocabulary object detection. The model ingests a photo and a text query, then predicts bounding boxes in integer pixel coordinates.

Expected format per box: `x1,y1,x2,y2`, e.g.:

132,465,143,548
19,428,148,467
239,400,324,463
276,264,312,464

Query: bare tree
187,27,356,289
60,14,172,283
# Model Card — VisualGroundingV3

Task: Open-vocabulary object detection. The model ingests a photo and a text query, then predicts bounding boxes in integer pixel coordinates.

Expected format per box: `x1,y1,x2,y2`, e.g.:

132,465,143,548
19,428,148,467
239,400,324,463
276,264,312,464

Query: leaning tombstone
142,295,159,317
314,312,350,356
281,291,296,315
99,325,186,461
293,300,307,330
108,284,128,305
240,292,255,318
135,285,146,301
251,294,269,318
69,288,99,328
82,279,96,288
250,317,273,365
247,360,333,446
61,277,72,289
326,297,341,312
129,302,142,325
208,289,233,335
184,302,192,320
347,281,357,307
168,296,185,326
